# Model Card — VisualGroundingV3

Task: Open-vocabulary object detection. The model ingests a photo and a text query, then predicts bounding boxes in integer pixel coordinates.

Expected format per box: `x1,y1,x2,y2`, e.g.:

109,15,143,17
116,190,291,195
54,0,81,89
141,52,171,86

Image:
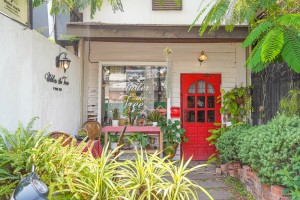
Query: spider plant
158,157,214,200
61,145,124,199
117,150,169,199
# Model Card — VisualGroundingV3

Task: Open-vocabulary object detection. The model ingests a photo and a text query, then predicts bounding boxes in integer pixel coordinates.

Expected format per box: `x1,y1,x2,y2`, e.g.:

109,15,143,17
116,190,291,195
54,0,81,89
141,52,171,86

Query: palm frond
261,27,284,63
199,0,230,36
278,14,300,28
189,1,213,32
242,22,274,48
245,37,266,72
282,29,300,73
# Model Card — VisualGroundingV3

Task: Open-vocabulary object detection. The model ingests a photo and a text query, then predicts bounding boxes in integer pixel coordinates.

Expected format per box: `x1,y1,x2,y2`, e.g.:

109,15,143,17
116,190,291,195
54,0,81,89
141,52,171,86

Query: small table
102,126,163,158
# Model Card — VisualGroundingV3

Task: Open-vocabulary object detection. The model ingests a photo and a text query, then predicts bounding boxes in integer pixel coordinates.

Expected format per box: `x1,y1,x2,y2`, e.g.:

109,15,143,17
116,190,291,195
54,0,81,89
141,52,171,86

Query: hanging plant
219,85,253,124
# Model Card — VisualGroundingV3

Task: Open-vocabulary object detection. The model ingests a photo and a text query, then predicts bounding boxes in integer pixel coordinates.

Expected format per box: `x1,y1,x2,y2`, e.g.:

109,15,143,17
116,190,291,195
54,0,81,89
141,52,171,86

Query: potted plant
112,108,119,127
109,133,119,150
147,110,161,126
75,128,89,142
128,132,148,149
159,118,188,159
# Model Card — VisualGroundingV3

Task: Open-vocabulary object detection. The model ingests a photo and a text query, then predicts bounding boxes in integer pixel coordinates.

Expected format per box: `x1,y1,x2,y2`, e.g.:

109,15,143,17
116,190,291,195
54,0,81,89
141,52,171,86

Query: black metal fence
251,63,300,125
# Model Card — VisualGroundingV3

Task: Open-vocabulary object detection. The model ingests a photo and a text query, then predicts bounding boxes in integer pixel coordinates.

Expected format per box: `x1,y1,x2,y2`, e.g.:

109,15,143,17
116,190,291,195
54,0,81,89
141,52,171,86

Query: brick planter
220,164,228,174
226,164,291,200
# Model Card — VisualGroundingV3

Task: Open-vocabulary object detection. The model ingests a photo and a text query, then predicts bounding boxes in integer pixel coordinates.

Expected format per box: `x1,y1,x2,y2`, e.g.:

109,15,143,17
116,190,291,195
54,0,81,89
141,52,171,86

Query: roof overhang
67,22,249,43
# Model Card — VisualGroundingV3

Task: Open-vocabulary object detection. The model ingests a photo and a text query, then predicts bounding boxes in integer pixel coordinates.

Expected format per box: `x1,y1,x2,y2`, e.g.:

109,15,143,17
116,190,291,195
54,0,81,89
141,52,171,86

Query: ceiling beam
67,23,248,43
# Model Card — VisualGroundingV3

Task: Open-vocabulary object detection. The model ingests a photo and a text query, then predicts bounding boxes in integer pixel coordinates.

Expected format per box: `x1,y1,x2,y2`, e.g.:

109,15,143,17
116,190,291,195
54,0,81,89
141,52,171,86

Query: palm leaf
282,29,300,73
189,1,214,32
261,27,284,63
246,38,264,70
199,0,230,36
278,14,300,28
242,22,274,48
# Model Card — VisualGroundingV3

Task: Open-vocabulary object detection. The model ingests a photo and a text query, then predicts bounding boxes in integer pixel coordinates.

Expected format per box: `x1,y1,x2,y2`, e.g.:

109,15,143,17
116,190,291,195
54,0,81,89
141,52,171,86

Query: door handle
184,109,187,121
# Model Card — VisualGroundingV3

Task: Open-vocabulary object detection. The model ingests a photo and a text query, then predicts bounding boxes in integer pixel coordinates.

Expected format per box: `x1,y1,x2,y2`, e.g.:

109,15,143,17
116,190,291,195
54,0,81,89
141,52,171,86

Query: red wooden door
181,74,221,160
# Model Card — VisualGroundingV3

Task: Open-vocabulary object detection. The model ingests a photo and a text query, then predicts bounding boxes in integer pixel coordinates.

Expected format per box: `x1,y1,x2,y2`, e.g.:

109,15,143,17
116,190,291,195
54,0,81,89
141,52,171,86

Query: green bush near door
216,114,300,199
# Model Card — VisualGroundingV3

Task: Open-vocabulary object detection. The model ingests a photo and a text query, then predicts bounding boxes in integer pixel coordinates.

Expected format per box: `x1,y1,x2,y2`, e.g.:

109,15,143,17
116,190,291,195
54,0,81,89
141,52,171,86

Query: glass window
207,83,215,94
187,96,195,108
187,111,195,122
198,80,205,94
208,111,215,122
197,111,205,122
207,96,215,108
188,83,195,94
103,66,167,121
197,96,205,108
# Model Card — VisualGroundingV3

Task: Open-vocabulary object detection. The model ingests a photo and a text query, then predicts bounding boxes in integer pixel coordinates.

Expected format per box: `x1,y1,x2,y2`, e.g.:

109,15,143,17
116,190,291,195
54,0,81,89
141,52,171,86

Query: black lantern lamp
11,165,48,200
56,52,71,73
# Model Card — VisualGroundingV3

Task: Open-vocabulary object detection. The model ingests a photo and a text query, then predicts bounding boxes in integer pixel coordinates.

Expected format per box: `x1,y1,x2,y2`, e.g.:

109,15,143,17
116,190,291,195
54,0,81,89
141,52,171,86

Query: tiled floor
186,161,232,200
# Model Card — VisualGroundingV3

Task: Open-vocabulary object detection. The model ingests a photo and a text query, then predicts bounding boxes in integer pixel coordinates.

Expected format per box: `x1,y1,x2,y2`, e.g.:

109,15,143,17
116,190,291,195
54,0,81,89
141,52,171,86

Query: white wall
82,0,209,24
0,14,81,134
83,41,247,120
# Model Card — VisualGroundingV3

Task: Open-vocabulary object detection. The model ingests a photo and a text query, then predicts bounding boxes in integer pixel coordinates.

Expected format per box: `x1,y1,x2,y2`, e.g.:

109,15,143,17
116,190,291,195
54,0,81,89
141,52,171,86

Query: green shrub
216,124,252,163
278,147,300,200
217,114,300,188
238,114,300,185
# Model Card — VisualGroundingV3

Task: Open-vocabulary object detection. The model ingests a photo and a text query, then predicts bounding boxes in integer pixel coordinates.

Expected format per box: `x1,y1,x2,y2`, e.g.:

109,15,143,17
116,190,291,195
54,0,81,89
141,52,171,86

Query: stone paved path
186,161,232,200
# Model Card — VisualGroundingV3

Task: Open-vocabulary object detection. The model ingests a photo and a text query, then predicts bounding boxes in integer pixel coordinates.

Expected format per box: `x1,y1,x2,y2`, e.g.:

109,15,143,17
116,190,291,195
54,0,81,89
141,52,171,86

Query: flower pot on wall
112,120,119,127
152,122,158,127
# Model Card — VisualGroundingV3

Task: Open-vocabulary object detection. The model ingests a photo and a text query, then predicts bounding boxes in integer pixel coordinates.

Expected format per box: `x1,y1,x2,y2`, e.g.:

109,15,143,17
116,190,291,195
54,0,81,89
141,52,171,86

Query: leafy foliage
217,114,300,186
33,0,123,19
278,147,300,200
147,110,161,122
191,0,300,73
215,124,252,163
159,118,188,146
0,117,47,199
219,86,253,124
30,139,212,199
128,132,149,148
279,87,300,117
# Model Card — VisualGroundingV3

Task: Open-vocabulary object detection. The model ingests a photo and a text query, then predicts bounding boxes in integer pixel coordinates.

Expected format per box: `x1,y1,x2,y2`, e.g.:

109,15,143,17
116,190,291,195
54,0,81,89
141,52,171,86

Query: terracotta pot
163,142,178,160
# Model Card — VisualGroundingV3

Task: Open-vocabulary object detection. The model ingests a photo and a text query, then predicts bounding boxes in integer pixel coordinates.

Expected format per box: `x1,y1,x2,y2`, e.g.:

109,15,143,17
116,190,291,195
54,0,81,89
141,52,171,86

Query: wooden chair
81,121,101,141
49,131,73,146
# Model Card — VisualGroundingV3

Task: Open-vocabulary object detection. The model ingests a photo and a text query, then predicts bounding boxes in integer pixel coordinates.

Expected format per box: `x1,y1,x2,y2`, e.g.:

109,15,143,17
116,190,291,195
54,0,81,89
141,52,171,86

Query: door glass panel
208,111,215,122
187,96,195,108
197,111,205,122
197,96,205,108
188,83,195,94
187,111,195,122
207,83,215,94
208,96,215,108
197,81,205,94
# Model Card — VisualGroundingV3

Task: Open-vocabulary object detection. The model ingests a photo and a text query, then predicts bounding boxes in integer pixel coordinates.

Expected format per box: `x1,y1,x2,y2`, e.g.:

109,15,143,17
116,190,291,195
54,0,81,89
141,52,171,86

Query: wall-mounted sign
44,72,69,92
0,0,28,25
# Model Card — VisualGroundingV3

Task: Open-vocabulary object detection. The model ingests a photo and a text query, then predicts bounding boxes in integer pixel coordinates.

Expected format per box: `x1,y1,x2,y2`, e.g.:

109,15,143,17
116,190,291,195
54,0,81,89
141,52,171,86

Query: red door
181,74,221,160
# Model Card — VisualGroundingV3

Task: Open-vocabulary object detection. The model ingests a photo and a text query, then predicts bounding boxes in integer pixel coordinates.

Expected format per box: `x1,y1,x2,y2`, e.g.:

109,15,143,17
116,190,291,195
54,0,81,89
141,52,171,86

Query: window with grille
152,0,182,10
